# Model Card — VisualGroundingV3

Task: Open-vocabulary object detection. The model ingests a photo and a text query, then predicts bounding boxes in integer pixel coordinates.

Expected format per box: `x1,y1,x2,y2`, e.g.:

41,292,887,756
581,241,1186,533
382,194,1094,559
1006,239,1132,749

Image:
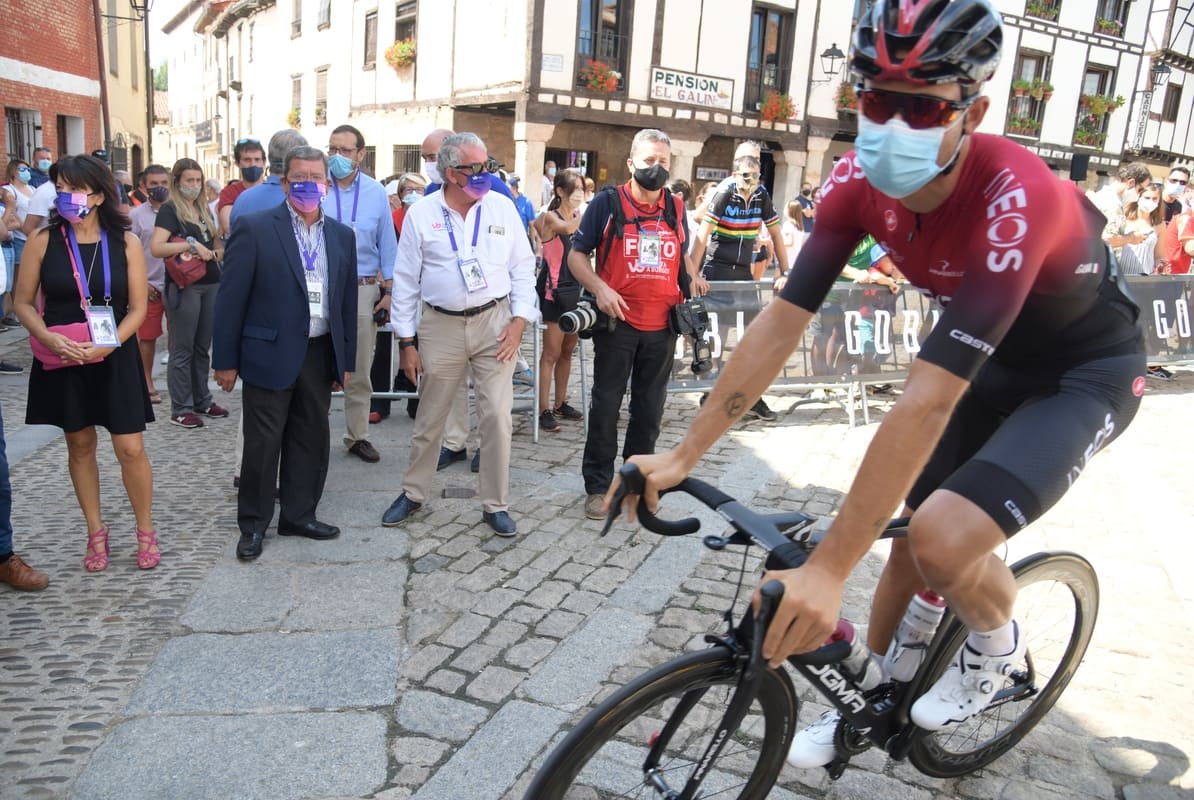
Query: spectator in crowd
217,138,267,241
1162,166,1190,225
420,127,516,473
541,160,557,209
231,128,308,223
323,124,397,464
13,154,159,572
1163,204,1194,275
114,170,133,199
1087,162,1154,256
582,176,596,209
0,187,23,372
780,200,802,282
27,147,51,188
371,172,426,425
1120,184,1166,276
691,153,786,420
214,145,358,561
130,170,148,206
21,162,59,237
508,175,537,234
150,158,228,429
795,181,816,243
567,128,695,520
381,132,538,537
666,178,692,206
128,164,170,403
534,168,586,433
4,160,33,323
0,403,48,590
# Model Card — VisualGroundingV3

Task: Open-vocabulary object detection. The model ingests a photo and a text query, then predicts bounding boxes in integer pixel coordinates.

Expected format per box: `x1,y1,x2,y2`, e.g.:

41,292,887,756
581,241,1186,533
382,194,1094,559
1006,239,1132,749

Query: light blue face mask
855,112,967,199
328,154,356,180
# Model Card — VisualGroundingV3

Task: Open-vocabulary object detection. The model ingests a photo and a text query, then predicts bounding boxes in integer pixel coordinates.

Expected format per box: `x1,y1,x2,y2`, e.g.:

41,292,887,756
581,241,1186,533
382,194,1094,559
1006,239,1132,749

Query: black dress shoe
237,531,265,560
382,492,422,526
482,510,517,537
471,449,480,473
277,519,341,540
436,446,466,470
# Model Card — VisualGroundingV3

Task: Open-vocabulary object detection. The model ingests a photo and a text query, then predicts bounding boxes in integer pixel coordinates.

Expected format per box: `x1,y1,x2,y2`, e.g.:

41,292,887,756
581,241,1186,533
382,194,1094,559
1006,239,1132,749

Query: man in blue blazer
213,145,358,561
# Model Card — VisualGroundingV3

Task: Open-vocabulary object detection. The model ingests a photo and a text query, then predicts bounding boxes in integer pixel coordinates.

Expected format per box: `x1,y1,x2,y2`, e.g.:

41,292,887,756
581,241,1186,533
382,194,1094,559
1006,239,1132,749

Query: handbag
29,229,105,370
164,234,207,288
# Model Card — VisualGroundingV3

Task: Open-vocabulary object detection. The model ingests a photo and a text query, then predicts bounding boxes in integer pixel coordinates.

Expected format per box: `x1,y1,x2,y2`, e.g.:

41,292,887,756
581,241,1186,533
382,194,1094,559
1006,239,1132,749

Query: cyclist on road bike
610,0,1145,769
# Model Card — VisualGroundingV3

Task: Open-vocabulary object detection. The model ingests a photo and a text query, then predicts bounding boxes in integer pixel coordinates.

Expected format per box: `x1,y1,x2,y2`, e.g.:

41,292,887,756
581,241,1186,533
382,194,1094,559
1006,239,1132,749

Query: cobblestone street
1,324,1192,800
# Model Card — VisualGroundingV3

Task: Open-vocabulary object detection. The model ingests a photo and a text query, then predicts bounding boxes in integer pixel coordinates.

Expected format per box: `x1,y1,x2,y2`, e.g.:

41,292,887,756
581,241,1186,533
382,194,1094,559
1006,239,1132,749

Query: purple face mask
462,173,490,200
288,181,326,213
55,191,92,223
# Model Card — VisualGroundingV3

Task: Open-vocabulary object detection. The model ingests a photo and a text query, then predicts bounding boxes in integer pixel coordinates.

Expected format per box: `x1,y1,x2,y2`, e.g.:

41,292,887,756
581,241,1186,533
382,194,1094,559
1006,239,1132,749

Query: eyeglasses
328,145,358,156
736,171,760,181
1170,178,1189,186
858,87,973,130
450,162,488,176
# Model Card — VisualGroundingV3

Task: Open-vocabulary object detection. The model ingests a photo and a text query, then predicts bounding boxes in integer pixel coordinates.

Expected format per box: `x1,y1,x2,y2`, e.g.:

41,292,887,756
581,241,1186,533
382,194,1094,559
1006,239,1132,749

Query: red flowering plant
760,90,796,123
579,59,621,93
385,38,417,70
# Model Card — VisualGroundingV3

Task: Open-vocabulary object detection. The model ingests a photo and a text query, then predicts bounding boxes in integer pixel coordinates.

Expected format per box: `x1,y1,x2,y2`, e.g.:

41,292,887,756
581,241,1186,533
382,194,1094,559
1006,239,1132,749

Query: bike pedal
825,758,849,780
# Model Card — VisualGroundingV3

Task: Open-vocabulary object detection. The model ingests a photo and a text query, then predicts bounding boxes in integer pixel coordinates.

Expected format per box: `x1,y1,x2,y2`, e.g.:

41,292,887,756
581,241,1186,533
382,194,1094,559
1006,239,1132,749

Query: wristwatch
398,339,417,350
186,236,199,255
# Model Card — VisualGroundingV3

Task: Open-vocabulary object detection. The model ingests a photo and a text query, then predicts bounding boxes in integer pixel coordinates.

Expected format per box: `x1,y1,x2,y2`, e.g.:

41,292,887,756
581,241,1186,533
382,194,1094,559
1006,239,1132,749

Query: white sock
967,620,1018,657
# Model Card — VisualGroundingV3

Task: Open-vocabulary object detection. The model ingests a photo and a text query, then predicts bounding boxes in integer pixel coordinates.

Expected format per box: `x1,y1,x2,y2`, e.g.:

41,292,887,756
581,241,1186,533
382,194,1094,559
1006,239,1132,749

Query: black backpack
595,184,690,298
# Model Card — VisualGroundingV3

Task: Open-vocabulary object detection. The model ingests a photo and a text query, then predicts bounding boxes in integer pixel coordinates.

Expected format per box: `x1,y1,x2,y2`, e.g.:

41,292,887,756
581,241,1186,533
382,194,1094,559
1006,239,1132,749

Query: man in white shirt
382,132,538,536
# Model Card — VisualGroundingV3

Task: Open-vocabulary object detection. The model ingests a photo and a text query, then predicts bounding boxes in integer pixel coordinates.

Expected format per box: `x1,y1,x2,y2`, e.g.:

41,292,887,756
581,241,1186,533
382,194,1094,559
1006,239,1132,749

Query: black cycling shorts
907,346,1146,536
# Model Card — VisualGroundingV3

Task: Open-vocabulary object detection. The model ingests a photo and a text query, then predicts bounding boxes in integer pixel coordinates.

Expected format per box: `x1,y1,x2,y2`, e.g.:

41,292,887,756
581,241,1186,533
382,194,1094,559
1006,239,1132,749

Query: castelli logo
1132,376,1146,397
884,209,898,231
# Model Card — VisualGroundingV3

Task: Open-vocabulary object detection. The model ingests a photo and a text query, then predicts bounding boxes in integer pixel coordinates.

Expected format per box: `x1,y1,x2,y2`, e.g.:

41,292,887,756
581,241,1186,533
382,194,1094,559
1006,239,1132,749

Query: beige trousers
343,282,379,446
402,299,516,511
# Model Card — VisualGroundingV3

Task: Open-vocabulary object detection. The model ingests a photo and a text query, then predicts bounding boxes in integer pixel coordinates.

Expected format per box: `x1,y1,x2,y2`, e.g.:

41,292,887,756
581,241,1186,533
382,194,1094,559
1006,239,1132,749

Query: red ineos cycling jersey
780,134,1141,380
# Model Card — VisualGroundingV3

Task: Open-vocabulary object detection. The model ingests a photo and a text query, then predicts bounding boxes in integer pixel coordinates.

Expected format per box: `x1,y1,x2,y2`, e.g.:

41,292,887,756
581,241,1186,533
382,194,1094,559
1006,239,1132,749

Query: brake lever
746,580,785,681
599,463,647,537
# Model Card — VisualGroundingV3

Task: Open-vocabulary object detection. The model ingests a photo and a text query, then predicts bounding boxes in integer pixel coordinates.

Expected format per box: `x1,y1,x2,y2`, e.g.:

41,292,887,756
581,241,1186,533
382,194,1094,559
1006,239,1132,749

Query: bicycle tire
524,647,799,800
908,551,1099,778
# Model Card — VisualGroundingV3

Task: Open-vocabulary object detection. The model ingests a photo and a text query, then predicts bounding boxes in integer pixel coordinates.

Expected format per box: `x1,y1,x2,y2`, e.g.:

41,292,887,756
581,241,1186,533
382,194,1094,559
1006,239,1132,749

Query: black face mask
633,163,669,192
147,186,170,203
801,189,811,197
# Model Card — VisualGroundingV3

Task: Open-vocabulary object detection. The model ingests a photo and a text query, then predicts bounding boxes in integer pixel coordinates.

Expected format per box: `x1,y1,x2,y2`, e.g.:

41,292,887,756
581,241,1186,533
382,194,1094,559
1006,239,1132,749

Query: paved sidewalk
1,323,1192,799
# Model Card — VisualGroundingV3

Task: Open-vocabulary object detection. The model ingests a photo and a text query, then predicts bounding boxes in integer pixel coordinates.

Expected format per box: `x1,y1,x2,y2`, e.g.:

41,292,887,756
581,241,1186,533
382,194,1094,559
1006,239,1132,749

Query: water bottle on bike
828,619,884,691
883,589,947,682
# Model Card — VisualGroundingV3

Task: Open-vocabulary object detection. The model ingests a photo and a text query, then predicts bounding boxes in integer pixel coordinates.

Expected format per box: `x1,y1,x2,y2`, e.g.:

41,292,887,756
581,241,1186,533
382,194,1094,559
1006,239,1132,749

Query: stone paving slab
181,562,409,632
124,629,403,714
71,712,387,800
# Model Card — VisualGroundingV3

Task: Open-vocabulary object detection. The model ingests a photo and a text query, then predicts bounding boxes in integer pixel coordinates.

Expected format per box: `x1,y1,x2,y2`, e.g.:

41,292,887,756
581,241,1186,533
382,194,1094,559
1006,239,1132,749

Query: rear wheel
524,648,799,799
908,552,1099,778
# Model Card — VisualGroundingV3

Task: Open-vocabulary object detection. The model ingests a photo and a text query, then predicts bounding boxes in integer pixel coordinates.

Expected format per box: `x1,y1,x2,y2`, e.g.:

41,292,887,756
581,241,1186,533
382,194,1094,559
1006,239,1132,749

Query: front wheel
908,551,1100,778
524,648,799,799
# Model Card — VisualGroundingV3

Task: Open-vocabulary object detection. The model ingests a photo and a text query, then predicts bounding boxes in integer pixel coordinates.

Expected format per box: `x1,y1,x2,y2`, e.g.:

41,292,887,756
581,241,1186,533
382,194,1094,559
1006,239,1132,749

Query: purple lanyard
332,175,361,224
64,227,112,304
440,206,482,261
291,216,324,273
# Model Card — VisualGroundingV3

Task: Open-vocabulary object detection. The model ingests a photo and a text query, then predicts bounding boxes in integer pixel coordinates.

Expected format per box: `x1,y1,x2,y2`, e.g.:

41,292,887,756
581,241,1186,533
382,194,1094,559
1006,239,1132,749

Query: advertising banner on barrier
668,276,1194,391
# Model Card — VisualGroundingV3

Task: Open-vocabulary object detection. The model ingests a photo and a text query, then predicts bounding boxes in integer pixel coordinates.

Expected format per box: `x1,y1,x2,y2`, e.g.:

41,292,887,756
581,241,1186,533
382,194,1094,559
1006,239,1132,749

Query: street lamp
128,0,153,20
1151,62,1171,90
817,43,846,84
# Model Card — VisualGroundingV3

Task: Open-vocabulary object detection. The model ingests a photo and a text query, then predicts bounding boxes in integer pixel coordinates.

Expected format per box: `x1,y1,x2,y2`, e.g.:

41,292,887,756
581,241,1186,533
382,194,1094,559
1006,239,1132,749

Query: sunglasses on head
451,162,488,176
236,137,260,145
859,87,973,130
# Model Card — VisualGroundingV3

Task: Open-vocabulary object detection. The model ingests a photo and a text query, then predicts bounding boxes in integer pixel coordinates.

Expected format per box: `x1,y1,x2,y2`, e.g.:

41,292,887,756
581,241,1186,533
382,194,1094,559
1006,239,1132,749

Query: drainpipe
145,7,154,163
92,0,113,155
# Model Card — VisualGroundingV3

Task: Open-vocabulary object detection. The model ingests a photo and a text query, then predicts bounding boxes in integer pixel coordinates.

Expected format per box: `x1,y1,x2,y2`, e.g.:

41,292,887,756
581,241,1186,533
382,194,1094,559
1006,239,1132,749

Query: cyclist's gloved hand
754,561,844,669
608,450,692,524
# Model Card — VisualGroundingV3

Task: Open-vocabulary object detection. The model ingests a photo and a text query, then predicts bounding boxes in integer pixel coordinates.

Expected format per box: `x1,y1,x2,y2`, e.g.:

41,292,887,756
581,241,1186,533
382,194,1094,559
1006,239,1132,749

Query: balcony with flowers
1025,0,1060,22
1005,78,1053,140
1073,94,1124,149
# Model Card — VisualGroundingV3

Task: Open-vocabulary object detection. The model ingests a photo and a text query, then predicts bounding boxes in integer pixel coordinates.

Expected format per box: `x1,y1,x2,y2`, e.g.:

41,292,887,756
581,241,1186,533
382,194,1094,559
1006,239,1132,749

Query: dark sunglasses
451,162,488,176
858,87,973,130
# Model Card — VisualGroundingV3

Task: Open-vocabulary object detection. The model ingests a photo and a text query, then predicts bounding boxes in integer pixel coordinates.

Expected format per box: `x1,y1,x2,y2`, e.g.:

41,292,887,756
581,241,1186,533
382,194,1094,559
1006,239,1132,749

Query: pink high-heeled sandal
84,525,110,572
136,529,161,570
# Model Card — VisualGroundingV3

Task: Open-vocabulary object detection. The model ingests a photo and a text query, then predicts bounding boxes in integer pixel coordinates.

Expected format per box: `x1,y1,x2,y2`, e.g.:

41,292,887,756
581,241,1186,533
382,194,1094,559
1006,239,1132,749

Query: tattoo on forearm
724,392,748,418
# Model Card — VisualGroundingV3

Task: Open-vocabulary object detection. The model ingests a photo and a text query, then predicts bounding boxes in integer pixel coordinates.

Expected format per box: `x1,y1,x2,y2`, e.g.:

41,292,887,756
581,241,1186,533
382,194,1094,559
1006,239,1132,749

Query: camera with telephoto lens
558,293,616,338
669,297,713,375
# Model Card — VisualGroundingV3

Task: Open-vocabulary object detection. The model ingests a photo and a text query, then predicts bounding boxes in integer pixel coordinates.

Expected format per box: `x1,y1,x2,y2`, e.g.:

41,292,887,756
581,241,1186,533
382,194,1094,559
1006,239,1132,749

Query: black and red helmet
852,0,1003,90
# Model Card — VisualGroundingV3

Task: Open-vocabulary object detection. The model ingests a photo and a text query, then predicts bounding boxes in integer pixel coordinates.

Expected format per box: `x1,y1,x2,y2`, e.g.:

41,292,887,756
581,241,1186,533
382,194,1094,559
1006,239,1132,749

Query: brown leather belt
357,276,378,285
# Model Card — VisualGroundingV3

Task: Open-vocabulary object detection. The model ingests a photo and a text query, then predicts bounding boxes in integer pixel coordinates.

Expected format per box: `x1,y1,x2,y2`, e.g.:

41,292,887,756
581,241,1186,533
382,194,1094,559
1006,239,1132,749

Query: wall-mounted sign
649,66,733,111
696,166,730,181
542,54,563,73
194,119,213,144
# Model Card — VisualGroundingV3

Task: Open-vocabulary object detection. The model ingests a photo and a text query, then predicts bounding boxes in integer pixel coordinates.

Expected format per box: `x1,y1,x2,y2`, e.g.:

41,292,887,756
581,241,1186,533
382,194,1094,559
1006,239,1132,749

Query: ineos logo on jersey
822,154,864,200
983,168,1028,274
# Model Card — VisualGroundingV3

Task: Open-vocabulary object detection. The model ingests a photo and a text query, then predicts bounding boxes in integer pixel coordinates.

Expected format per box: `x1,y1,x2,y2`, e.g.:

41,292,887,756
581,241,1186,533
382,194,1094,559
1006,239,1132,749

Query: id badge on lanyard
294,220,326,319
443,207,489,292
66,228,120,347
638,233,662,268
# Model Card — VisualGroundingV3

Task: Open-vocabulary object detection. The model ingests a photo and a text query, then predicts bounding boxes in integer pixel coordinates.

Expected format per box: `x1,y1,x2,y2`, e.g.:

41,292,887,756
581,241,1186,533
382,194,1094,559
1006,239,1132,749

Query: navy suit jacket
213,202,358,390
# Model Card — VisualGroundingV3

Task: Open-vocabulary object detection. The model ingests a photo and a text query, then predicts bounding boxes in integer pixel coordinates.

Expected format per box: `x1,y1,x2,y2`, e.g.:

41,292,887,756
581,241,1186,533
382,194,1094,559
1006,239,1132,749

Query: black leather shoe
471,449,480,473
382,493,422,527
482,510,517,537
436,446,466,471
277,519,341,540
237,531,264,560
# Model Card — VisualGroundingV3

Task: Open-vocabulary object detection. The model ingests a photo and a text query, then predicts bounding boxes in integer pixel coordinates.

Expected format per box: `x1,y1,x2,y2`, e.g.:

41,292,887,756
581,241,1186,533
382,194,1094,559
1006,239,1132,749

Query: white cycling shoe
786,709,841,768
911,625,1026,731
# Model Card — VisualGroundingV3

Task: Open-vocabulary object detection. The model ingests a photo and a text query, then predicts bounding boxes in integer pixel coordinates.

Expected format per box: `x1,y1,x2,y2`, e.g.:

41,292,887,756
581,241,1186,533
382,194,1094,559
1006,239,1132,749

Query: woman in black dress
13,155,159,572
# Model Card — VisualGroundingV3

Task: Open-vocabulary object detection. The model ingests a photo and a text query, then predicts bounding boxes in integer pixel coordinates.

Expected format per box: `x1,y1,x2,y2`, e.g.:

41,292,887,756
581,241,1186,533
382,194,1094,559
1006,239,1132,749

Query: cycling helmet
852,0,1003,92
